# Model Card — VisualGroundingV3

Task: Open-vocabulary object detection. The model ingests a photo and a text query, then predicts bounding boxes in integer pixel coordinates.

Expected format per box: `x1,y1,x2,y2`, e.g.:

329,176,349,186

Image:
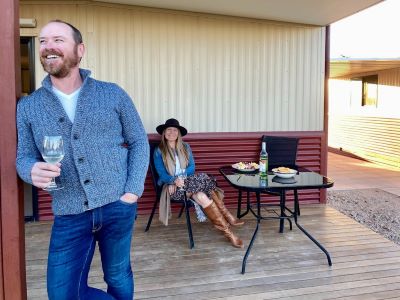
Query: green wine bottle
259,141,268,179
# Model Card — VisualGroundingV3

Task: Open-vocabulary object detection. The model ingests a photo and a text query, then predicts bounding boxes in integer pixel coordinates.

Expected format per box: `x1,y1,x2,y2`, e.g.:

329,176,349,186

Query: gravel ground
327,188,400,245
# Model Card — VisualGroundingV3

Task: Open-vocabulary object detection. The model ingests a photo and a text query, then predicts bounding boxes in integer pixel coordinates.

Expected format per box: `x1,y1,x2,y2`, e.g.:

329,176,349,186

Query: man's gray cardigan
16,69,150,215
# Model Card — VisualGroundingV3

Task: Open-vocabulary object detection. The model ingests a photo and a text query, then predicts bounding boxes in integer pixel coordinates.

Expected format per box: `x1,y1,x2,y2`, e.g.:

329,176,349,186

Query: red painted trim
0,0,27,298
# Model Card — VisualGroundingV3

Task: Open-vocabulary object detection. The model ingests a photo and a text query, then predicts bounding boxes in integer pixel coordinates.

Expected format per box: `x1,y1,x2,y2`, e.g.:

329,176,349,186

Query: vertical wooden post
0,0,27,299
321,25,331,203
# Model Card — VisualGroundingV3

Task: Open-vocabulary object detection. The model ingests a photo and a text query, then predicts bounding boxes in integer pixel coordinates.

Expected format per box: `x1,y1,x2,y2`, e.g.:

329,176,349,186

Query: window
350,75,378,107
361,75,378,107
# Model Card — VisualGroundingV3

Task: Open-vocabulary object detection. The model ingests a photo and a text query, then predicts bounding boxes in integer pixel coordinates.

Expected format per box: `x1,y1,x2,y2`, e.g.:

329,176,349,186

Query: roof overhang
330,59,400,78
97,0,383,26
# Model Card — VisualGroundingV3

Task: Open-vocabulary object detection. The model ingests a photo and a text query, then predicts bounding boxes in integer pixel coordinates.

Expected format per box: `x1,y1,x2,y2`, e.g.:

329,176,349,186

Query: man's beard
40,46,80,78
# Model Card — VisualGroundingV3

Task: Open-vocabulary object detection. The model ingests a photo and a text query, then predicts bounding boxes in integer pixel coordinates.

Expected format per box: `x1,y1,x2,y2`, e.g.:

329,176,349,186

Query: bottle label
259,159,266,173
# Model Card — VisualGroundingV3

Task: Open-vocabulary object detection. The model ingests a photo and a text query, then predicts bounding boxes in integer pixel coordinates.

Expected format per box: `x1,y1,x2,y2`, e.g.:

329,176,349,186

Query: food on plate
272,166,297,178
232,162,259,170
272,166,295,173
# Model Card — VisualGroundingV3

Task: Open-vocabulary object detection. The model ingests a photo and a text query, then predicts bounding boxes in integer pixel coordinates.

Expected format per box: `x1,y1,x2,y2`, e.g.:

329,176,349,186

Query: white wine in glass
42,135,65,191
177,168,187,191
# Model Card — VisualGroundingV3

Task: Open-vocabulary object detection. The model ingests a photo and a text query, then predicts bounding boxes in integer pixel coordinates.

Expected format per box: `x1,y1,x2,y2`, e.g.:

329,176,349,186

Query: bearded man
16,20,149,300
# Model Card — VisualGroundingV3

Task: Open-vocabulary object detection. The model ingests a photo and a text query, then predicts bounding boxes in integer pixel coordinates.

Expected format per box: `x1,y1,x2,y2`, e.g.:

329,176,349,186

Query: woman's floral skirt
171,173,216,201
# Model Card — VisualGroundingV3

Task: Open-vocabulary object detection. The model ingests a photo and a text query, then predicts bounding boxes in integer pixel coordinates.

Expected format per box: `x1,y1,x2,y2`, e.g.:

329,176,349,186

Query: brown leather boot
211,191,244,226
203,202,244,248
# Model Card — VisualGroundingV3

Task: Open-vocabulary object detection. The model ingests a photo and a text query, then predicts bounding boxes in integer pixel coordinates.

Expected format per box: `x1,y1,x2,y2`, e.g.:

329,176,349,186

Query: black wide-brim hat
156,118,188,136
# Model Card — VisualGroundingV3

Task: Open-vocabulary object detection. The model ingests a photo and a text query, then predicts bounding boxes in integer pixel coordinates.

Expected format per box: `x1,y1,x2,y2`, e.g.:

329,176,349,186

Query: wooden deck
26,204,400,299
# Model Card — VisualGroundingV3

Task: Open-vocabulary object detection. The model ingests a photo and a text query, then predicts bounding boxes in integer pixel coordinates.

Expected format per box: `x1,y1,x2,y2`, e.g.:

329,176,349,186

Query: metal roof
330,58,400,78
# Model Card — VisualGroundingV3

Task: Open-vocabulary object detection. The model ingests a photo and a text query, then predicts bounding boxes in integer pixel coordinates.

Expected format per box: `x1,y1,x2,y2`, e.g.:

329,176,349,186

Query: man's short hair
49,20,83,44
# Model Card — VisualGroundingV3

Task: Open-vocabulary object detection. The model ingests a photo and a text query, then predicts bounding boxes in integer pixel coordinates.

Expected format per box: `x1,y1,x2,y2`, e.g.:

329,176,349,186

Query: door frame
20,36,39,222
0,0,27,298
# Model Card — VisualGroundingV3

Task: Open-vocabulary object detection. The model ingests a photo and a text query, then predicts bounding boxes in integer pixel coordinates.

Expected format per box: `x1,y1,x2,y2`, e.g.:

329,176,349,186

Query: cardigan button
84,179,91,185
59,117,65,123
73,133,79,140
78,157,84,163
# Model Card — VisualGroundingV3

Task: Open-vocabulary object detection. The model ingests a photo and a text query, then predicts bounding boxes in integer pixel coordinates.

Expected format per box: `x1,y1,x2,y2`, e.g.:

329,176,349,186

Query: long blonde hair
159,129,189,169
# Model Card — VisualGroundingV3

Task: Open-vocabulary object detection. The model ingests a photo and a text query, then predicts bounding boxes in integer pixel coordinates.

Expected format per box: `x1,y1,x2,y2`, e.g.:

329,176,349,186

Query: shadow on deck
26,204,400,299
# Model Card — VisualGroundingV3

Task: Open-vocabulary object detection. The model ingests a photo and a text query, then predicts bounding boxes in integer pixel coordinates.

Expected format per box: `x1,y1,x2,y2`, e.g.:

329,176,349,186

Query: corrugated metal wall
329,69,400,118
20,0,326,133
329,115,400,168
329,68,400,169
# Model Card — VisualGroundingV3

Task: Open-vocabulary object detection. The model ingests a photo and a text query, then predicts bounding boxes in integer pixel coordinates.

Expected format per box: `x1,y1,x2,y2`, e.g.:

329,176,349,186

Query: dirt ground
327,188,400,245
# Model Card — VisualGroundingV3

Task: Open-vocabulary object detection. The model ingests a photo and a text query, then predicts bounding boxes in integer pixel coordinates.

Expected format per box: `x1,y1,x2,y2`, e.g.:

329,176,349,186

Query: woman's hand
174,177,185,188
168,184,176,195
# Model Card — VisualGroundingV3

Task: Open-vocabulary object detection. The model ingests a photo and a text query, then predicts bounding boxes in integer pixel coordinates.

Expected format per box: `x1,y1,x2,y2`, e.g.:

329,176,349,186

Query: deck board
25,205,400,299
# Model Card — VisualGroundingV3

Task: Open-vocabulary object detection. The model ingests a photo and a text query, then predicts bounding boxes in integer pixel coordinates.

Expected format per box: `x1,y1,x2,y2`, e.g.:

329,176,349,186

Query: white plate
272,168,297,178
232,163,259,173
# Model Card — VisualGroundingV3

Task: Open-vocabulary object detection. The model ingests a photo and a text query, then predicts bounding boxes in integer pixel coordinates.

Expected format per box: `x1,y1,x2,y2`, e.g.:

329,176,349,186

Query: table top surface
219,166,334,192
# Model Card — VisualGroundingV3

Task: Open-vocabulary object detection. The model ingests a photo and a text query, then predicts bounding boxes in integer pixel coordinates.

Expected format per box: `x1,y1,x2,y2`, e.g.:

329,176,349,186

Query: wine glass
176,169,187,191
42,135,65,191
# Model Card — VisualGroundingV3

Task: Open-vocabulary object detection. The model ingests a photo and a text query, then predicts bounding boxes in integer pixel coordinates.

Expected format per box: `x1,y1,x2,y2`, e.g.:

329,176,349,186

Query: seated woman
154,118,244,248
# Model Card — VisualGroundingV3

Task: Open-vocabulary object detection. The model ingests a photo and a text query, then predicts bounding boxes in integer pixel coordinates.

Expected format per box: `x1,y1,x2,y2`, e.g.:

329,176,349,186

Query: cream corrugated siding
20,1,325,133
329,68,400,169
329,68,400,118
329,115,400,168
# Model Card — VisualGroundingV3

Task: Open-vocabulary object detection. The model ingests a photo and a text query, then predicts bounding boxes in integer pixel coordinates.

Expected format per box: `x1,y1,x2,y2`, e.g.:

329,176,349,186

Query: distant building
329,59,400,169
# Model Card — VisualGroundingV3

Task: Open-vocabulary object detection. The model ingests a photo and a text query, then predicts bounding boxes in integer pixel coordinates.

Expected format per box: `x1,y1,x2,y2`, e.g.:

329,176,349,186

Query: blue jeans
47,200,137,300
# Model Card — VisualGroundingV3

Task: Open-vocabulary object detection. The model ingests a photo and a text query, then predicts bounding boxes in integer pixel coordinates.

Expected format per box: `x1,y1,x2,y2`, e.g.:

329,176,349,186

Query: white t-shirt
175,154,183,175
52,86,81,123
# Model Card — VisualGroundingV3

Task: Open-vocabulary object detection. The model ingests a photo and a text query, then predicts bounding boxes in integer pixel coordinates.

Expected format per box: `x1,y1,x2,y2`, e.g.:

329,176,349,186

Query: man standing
16,20,149,299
